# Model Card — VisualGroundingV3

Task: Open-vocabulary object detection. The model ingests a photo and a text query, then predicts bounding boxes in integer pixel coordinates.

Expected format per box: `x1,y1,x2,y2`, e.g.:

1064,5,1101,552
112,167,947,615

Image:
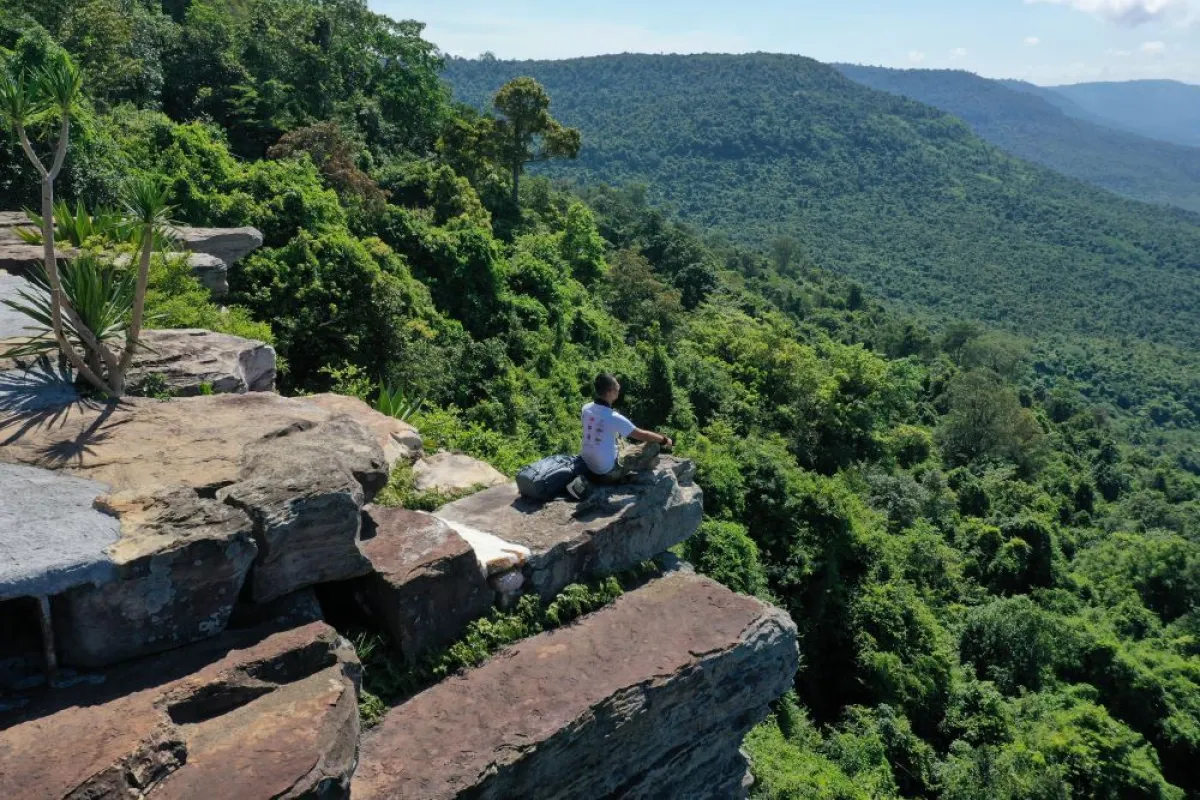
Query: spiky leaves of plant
375,383,423,422
16,201,132,248
1,256,135,361
114,176,175,394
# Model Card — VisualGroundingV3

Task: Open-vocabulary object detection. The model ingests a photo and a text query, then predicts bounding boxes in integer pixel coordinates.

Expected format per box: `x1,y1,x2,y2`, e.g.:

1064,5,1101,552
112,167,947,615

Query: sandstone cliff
0,340,798,798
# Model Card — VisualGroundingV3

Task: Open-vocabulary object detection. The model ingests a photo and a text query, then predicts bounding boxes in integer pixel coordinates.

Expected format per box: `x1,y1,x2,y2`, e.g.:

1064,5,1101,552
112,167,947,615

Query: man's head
594,373,621,404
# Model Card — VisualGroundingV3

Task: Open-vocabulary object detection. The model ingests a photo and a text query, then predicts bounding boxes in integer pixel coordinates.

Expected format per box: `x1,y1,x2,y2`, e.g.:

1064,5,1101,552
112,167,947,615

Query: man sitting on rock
573,374,673,494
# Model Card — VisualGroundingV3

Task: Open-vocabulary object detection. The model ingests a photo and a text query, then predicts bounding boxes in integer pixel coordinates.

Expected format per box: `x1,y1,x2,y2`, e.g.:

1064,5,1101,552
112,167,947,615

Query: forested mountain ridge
1043,80,1200,149
1,2,1198,796
836,64,1200,213
444,53,1200,352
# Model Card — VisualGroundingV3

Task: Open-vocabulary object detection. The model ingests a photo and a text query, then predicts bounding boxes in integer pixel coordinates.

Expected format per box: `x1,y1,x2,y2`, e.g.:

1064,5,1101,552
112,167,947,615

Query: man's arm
631,428,673,448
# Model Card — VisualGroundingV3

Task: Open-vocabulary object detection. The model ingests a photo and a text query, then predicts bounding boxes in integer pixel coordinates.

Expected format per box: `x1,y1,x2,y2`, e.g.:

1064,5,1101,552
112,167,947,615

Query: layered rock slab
0,621,360,799
353,571,798,799
0,392,396,495
52,488,258,667
437,458,703,599
219,415,386,603
0,462,119,600
127,328,276,395
172,225,264,266
358,506,494,663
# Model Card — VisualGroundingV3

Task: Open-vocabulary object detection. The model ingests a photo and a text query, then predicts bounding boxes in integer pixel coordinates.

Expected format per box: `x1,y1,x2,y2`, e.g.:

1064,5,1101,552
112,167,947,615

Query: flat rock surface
0,271,32,339
0,211,27,228
304,392,423,469
437,458,703,599
412,451,507,494
353,571,798,799
0,392,391,495
0,462,119,600
0,242,72,276
128,328,276,395
173,226,263,266
0,621,360,799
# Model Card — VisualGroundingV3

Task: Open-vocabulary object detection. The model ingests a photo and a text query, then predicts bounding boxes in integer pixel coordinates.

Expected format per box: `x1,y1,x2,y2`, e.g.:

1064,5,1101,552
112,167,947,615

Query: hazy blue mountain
837,65,1200,212
1043,80,1200,148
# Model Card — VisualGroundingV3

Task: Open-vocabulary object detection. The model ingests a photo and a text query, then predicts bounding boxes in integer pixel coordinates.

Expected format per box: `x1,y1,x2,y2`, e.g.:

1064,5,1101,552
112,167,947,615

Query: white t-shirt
581,401,636,474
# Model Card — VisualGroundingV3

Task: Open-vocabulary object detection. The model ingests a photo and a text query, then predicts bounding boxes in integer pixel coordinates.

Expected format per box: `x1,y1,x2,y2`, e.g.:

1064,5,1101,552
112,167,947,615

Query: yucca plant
113,176,174,394
15,200,131,248
375,383,423,422
1,255,135,367
0,53,112,391
1,55,178,396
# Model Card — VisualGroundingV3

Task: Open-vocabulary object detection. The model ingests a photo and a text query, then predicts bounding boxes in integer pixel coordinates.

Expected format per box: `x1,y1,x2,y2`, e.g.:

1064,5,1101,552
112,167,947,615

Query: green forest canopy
2,2,1198,796
443,54,1200,350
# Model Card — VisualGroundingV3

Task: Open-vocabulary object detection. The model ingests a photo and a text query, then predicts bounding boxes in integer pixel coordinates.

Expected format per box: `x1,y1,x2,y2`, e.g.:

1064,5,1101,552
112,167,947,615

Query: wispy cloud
1141,39,1168,51
1024,36,1042,46
950,47,969,58
1024,0,1192,27
908,50,927,64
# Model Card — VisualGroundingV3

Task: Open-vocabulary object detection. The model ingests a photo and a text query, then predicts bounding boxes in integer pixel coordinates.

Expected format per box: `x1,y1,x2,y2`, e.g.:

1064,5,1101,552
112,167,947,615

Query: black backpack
516,454,585,501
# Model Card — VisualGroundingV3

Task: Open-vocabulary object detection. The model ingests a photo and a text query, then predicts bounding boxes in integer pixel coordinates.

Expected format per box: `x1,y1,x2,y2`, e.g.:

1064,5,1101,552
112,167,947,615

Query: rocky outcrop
437,457,703,599
358,506,494,663
173,225,264,266
0,462,120,601
0,392,407,666
0,392,397,495
113,251,234,297
50,488,257,667
220,415,387,603
186,251,230,296
0,621,360,799
412,451,508,494
0,210,27,228
353,571,799,799
0,218,261,295
304,392,423,469
0,241,72,275
127,328,276,395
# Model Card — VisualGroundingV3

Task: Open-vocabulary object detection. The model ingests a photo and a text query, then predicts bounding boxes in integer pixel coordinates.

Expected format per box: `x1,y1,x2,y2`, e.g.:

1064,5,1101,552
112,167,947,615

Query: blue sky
371,0,1200,85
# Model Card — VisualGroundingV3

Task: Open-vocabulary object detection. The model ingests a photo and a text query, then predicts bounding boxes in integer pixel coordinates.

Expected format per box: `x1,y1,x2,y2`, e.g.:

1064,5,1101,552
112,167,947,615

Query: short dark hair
594,373,619,397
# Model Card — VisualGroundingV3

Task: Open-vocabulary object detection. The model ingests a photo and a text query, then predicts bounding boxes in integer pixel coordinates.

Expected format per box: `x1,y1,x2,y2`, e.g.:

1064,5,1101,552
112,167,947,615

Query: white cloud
1141,39,1168,51
1024,36,1042,45
908,50,927,64
1024,0,1192,27
950,47,969,58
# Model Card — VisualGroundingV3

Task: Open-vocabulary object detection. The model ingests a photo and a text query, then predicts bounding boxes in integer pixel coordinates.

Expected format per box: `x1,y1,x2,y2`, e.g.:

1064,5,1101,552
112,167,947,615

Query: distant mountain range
1040,80,1200,149
836,66,1200,212
443,54,1200,351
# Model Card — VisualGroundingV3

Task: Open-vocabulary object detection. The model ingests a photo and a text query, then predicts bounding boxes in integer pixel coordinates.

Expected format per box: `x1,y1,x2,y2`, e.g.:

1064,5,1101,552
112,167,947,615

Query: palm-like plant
113,176,174,394
0,54,111,390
